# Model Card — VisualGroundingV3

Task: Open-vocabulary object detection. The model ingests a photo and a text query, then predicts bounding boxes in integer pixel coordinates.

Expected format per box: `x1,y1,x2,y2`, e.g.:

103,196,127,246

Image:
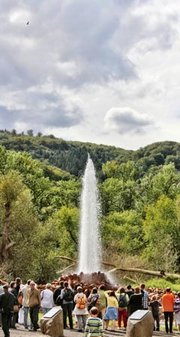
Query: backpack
76,295,86,309
88,294,99,311
118,294,128,308
63,288,74,302
55,294,63,306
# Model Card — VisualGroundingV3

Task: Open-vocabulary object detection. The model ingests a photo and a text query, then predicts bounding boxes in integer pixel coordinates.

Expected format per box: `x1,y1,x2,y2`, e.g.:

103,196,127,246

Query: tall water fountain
78,155,102,273
59,155,113,289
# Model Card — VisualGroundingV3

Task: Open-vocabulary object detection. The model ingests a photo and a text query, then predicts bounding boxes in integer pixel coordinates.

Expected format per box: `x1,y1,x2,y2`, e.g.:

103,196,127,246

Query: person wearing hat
0,284,16,337
73,286,88,332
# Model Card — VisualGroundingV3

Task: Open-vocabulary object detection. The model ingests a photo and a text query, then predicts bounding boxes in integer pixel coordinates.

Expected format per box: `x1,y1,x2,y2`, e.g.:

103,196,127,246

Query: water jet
59,155,114,289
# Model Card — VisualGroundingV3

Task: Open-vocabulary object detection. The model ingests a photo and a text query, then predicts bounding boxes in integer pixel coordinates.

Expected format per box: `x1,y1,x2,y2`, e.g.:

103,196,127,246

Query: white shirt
41,289,54,309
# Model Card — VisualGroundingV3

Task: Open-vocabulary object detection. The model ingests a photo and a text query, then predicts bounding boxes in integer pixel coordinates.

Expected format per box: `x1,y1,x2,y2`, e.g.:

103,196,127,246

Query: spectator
41,283,54,314
85,306,103,337
73,286,88,332
0,284,16,337
98,284,107,321
28,281,41,331
161,287,174,334
117,287,129,329
104,290,118,330
174,292,180,332
61,281,74,329
126,285,134,299
53,281,64,307
149,295,161,331
9,281,18,329
140,283,149,310
21,279,31,329
0,280,4,327
127,286,143,316
88,287,99,311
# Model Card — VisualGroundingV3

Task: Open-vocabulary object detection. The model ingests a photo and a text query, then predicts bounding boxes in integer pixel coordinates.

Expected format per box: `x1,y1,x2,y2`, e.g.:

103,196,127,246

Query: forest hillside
0,130,180,283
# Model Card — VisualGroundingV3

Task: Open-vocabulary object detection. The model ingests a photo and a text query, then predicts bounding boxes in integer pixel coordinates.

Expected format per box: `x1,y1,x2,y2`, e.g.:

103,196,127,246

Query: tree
102,210,143,255
143,195,180,271
102,160,138,181
150,164,180,201
100,178,136,214
27,129,34,137
54,206,79,257
0,171,40,279
0,171,25,262
0,146,8,174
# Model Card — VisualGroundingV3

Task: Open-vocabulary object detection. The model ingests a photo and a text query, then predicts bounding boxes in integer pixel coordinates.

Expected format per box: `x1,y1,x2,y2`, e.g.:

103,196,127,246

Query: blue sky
0,0,180,149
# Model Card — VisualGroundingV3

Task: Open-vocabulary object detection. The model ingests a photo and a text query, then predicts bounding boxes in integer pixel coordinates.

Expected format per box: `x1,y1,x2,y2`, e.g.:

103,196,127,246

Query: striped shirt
85,317,103,337
141,290,149,309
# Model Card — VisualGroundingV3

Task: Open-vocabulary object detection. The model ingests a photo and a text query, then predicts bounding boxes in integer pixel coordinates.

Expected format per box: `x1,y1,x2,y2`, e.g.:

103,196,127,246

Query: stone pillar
126,310,154,337
40,306,64,337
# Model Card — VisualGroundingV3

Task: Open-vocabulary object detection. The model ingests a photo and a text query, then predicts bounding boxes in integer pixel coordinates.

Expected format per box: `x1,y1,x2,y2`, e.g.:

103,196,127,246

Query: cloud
0,0,137,92
0,90,83,132
0,0,180,148
104,107,153,134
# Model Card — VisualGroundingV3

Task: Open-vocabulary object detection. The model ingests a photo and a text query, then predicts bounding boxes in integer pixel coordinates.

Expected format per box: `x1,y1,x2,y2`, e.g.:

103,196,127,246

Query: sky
1,0,180,150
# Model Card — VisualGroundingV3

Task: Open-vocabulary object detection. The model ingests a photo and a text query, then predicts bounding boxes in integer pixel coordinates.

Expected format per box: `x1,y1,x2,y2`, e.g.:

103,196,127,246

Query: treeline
0,130,180,283
0,130,131,177
1,130,180,177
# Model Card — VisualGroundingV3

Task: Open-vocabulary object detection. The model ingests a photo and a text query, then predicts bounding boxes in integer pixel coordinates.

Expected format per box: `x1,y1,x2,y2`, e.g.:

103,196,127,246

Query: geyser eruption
78,155,102,273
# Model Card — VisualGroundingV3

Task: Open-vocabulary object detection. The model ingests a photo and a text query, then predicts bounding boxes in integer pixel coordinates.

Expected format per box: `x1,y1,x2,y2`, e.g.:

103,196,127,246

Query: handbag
13,305,19,312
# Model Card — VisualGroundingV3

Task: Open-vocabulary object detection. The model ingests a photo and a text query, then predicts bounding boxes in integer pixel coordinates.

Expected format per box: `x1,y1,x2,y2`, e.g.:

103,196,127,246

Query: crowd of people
0,277,180,337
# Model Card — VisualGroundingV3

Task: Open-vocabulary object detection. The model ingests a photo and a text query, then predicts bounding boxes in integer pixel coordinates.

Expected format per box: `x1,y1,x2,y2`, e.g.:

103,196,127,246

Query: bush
146,278,180,292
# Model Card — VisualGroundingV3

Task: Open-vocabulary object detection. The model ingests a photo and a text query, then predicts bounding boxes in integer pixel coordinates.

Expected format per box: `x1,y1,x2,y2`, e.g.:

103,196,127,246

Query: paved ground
6,325,180,337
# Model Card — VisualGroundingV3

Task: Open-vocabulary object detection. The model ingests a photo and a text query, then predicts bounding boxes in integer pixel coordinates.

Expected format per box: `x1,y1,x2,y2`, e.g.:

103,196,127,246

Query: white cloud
9,9,31,24
104,107,152,134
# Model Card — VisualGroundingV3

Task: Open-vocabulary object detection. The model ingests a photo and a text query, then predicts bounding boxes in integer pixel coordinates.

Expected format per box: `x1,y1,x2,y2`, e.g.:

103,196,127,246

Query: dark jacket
128,293,143,316
0,292,16,314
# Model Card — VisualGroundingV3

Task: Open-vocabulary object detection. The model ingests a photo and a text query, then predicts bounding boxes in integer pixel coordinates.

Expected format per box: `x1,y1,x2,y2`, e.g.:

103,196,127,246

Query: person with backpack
73,286,88,332
53,281,64,307
117,287,129,329
87,287,99,312
61,281,74,330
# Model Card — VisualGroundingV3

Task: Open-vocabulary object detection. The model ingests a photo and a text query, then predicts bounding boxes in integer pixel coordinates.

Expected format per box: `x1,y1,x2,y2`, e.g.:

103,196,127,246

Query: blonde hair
46,283,51,289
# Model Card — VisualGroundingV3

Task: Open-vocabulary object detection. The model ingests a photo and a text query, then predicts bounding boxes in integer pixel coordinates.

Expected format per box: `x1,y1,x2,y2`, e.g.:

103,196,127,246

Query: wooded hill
0,130,180,177
0,129,180,283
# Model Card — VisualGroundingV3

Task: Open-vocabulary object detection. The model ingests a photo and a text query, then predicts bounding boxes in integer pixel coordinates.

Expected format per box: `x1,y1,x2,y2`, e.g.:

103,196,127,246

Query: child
149,295,161,331
85,306,103,337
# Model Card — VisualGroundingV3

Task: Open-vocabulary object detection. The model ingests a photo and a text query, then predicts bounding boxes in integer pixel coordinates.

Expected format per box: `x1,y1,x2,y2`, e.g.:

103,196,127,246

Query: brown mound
59,271,114,290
